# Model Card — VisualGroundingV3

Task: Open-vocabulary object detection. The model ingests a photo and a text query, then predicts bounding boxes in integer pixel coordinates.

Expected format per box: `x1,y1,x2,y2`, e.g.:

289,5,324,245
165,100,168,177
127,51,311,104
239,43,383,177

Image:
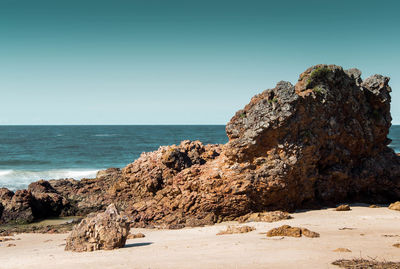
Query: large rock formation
65,204,130,252
1,64,399,228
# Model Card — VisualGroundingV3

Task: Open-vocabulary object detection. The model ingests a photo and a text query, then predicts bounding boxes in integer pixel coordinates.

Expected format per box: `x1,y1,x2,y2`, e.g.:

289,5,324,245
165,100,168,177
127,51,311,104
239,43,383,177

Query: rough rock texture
332,259,400,268
0,189,34,224
388,201,400,211
1,64,400,228
65,204,130,252
224,65,399,210
266,225,320,238
28,180,70,218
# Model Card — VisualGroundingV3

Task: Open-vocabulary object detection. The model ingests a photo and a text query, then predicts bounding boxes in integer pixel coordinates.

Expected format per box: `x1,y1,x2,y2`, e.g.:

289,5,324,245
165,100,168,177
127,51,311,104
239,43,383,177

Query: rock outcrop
65,204,130,252
1,64,399,228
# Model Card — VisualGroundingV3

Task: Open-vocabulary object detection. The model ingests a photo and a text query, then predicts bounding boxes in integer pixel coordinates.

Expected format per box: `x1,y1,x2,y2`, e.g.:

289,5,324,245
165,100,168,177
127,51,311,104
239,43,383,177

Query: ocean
0,125,399,191
0,125,227,191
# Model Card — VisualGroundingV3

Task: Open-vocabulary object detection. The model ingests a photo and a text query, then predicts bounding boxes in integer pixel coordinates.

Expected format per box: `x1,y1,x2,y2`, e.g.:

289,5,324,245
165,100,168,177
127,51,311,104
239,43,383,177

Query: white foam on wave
0,170,13,176
93,134,118,137
0,169,100,191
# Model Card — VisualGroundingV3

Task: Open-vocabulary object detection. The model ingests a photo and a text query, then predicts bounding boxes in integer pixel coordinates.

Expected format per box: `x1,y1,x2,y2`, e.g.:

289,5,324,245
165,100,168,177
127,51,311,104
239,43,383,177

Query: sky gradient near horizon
1,0,399,124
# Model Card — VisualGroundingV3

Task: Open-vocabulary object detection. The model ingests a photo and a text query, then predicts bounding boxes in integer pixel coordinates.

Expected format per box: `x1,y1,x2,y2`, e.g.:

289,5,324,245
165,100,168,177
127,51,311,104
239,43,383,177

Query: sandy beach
1,205,399,269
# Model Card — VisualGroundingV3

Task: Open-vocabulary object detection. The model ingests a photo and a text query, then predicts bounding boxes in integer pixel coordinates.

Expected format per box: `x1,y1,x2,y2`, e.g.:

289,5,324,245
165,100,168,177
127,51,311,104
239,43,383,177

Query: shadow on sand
124,242,153,248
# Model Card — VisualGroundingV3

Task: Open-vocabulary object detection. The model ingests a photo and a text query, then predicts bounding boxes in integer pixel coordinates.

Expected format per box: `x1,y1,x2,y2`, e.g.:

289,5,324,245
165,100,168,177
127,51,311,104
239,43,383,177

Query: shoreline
1,205,400,268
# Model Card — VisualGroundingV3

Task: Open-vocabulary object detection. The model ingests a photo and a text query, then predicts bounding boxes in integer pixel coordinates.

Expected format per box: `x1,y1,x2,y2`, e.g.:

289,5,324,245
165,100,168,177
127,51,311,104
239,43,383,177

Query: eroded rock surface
65,204,130,252
1,64,399,228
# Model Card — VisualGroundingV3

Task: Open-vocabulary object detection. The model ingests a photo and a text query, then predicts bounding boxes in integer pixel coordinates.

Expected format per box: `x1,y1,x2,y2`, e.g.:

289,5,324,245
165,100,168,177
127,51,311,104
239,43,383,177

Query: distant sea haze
0,125,399,191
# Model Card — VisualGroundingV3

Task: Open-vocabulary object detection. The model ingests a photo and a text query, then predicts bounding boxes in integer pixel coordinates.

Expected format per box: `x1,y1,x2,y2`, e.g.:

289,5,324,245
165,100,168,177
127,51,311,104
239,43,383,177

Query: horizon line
0,124,228,126
1,123,400,126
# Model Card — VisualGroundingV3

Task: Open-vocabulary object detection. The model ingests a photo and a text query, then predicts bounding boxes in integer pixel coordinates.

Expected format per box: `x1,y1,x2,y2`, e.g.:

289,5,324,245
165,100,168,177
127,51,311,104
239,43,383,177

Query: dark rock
28,180,70,218
0,190,34,224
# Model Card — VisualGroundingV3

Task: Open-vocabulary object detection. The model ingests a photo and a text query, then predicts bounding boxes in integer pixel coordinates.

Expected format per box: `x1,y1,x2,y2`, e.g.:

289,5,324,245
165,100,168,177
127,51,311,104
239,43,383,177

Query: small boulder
127,232,145,239
267,225,319,238
393,243,400,248
388,201,400,211
217,225,255,235
65,204,130,252
335,204,351,211
333,248,352,252
0,237,15,242
237,211,291,223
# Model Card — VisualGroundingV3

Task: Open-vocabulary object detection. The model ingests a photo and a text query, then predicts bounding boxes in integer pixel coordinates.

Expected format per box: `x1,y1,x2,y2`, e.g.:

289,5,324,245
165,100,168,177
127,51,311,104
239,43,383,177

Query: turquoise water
0,125,227,190
389,125,400,153
0,125,399,191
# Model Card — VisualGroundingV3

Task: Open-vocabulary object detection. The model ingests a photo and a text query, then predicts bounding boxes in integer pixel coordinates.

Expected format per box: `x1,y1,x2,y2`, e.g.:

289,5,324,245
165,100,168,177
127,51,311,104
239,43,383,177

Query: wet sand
1,205,400,269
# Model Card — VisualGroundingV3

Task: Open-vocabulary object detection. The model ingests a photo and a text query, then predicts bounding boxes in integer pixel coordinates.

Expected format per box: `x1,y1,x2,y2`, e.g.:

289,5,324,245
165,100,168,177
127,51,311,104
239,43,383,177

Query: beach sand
1,205,399,269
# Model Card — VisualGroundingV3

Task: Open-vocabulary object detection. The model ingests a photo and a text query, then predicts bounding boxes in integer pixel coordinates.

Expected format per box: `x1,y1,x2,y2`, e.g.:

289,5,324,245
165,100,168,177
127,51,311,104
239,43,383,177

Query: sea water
0,125,399,191
0,125,227,190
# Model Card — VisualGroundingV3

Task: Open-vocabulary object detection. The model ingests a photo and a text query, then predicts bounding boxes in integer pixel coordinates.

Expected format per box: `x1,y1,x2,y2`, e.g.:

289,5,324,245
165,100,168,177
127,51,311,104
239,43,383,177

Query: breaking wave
0,169,99,191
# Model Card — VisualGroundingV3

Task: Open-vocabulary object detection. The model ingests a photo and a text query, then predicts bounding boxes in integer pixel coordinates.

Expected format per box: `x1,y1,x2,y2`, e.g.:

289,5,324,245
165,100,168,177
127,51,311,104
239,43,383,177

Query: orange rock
389,202,400,211
335,205,351,211
266,225,319,238
127,233,145,239
333,248,352,252
217,225,255,235
237,211,291,223
267,225,301,237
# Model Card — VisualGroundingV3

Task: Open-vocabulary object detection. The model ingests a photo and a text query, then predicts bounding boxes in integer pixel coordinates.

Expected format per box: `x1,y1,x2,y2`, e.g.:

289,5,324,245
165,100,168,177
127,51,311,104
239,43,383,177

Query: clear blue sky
1,0,399,124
